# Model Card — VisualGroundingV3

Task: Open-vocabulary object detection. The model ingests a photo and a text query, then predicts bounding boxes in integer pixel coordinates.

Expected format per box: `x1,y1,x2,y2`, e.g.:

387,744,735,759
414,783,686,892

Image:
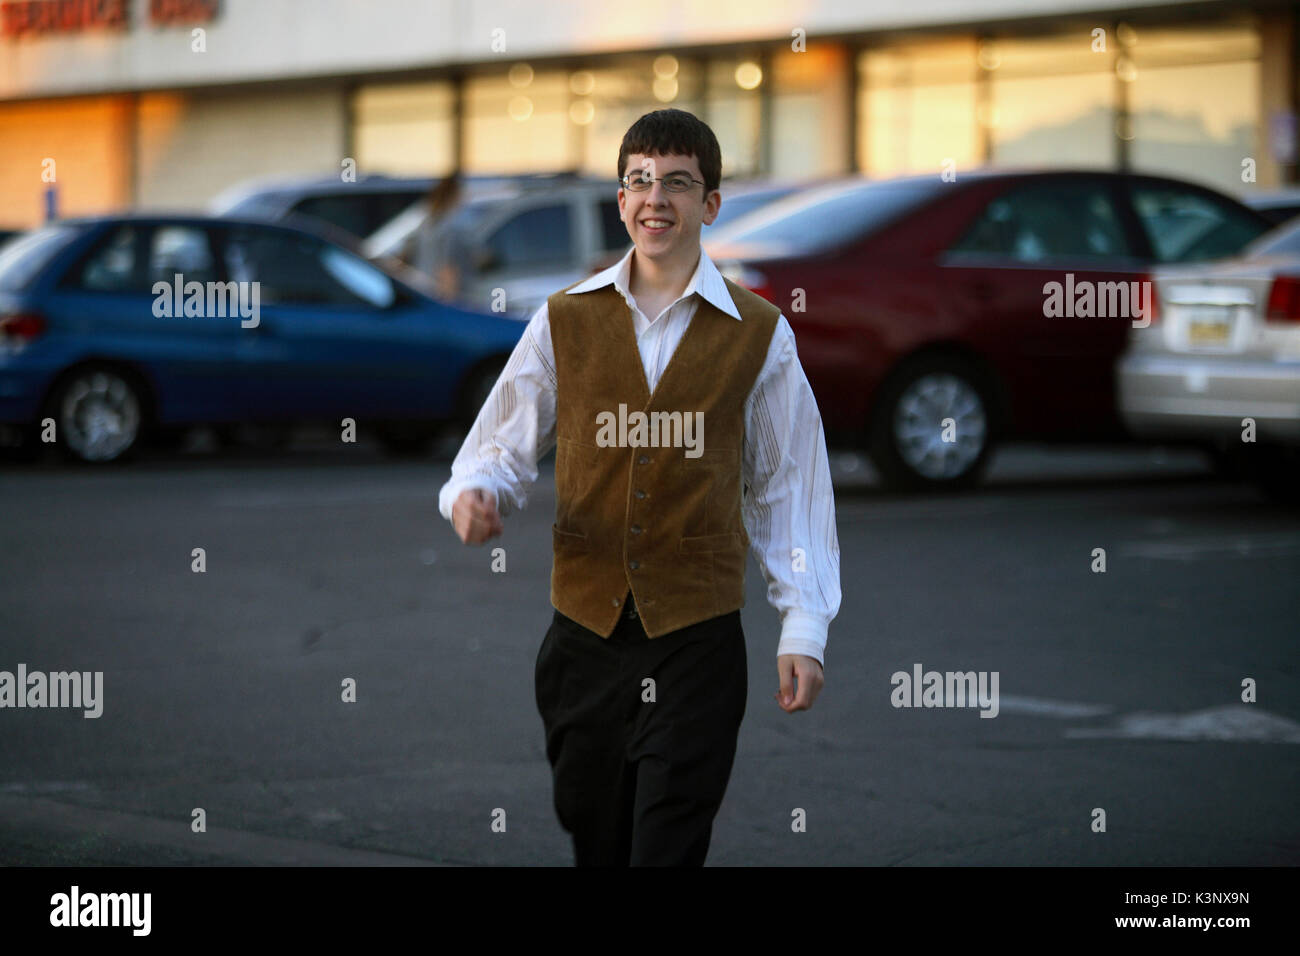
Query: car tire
868,356,995,492
46,365,144,464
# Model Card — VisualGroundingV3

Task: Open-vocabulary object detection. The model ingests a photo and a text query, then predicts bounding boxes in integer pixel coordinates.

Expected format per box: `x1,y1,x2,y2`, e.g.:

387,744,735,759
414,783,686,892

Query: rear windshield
706,178,949,253
0,224,82,291
1244,219,1300,258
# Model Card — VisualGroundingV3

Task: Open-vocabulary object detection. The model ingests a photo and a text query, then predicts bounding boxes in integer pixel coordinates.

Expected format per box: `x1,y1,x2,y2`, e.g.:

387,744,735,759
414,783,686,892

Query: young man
439,108,840,866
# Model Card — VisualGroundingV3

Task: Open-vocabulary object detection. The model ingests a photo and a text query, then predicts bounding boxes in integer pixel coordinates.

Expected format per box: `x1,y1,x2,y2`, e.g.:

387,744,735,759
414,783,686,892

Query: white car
1118,220,1300,500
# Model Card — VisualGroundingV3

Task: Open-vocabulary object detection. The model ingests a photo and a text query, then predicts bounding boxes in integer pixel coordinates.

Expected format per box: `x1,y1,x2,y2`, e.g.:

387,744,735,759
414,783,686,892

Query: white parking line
997,696,1114,718
1065,705,1300,743
1117,533,1300,560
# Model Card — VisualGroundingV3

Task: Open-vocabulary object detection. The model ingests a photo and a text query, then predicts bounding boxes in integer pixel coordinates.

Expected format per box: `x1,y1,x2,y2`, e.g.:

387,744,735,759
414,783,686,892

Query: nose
645,180,670,204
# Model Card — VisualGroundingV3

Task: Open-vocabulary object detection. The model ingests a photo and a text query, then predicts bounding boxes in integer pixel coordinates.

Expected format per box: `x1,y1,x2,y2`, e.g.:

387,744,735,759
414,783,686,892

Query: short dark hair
618,108,721,195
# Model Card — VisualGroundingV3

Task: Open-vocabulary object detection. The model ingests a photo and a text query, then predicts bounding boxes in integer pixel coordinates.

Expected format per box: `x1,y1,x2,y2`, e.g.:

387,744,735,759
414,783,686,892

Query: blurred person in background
415,169,471,301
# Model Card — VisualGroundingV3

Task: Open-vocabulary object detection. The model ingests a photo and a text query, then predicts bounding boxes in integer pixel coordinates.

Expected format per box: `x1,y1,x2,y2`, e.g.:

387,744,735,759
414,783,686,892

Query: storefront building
0,0,1295,228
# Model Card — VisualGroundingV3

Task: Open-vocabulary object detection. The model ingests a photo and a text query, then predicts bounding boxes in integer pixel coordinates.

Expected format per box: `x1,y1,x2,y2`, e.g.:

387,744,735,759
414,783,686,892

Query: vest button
630,525,642,535
629,560,640,570
637,455,649,465
612,598,620,607
634,489,647,500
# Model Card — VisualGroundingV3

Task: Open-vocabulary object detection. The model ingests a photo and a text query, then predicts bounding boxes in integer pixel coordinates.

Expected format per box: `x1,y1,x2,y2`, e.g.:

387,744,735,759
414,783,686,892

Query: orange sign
0,0,218,37
1,0,129,37
149,0,217,27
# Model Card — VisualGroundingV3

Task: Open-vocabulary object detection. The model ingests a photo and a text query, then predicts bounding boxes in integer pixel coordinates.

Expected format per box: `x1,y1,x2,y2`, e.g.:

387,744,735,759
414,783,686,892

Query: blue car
0,214,525,463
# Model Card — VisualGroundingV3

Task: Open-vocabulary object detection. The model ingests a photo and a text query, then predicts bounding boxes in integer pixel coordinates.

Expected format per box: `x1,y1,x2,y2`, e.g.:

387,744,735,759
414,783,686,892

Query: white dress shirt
438,246,841,665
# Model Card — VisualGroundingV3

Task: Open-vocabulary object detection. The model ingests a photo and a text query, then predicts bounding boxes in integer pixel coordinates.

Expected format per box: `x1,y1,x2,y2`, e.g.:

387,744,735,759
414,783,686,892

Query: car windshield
1243,219,1300,258
0,223,83,291
706,187,800,231
705,178,949,254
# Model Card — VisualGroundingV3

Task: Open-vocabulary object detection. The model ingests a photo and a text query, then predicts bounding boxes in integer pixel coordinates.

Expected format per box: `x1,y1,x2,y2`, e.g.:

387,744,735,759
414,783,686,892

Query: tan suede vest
547,274,780,637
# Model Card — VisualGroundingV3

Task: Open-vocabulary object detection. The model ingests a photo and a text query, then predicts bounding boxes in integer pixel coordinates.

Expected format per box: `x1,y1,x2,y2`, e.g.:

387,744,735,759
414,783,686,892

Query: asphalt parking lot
1,437,1296,865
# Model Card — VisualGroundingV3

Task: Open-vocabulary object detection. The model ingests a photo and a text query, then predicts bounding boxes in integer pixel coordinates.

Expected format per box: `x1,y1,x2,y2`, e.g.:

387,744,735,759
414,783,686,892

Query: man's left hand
775,654,824,713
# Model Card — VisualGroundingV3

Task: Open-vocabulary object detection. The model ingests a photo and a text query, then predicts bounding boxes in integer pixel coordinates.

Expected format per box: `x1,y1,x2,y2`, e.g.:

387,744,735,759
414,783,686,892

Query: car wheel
869,357,994,491
48,366,144,464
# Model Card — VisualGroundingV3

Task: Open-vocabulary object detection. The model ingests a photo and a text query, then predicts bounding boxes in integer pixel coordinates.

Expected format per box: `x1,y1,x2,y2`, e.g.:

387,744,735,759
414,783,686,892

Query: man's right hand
452,487,504,544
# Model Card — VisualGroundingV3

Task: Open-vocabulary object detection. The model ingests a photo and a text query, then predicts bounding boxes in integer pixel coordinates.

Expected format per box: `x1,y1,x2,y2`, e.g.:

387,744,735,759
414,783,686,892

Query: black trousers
534,591,748,866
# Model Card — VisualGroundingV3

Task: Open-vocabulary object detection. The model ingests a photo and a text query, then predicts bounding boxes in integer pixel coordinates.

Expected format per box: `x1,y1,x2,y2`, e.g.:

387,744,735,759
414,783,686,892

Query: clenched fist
452,488,503,544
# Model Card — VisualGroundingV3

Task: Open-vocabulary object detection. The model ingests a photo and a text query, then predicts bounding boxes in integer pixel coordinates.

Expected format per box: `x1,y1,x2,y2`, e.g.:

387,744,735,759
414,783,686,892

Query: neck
630,247,699,301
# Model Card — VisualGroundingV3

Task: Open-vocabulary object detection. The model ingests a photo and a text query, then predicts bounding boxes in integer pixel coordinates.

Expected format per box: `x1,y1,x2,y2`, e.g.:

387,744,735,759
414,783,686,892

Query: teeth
644,220,671,228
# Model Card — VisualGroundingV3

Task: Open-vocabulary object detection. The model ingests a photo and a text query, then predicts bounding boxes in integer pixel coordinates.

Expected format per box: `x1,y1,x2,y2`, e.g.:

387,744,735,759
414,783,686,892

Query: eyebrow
630,168,693,177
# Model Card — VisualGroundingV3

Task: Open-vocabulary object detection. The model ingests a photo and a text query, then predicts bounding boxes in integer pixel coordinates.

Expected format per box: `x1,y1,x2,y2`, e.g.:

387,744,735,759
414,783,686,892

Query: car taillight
1265,276,1300,323
724,265,774,304
0,311,46,343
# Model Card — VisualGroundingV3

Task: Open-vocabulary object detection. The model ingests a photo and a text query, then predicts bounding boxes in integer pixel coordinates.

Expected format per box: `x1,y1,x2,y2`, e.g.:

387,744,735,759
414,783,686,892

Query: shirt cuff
438,477,506,522
775,610,828,667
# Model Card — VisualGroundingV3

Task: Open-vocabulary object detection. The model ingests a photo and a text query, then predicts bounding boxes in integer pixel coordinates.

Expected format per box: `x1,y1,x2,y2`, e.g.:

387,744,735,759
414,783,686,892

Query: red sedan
705,170,1272,490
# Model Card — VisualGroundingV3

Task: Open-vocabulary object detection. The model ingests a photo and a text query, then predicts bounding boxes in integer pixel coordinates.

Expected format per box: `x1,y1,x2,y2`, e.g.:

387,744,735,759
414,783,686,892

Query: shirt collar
565,246,743,321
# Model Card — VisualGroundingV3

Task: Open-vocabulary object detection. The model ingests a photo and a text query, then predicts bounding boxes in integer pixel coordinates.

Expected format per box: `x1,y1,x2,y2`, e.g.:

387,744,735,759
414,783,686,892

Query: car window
223,226,395,308
1129,184,1270,263
290,195,377,239
67,224,218,293
147,226,218,285
950,181,1135,262
484,204,573,272
373,191,427,232
707,188,798,230
599,199,629,251
0,223,81,291
67,225,148,292
707,179,947,253
1245,219,1300,257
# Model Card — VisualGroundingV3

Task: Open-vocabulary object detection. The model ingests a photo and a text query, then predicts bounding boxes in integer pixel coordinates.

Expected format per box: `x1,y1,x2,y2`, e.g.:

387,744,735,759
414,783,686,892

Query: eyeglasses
620,172,706,193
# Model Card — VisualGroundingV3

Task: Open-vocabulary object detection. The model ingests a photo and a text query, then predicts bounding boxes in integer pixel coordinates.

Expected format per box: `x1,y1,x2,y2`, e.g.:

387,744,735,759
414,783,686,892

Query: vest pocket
553,524,590,551
679,531,744,553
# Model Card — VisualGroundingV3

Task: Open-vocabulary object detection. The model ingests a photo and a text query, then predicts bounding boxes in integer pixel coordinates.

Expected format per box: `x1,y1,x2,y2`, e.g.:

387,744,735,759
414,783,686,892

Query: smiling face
617,151,721,266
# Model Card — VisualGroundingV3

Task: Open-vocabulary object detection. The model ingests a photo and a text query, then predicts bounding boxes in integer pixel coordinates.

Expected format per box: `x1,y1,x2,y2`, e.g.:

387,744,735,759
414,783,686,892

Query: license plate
1183,306,1231,347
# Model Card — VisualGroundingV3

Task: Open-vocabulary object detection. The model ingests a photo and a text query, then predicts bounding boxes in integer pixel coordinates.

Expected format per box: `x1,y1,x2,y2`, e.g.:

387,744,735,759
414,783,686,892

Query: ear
701,189,721,226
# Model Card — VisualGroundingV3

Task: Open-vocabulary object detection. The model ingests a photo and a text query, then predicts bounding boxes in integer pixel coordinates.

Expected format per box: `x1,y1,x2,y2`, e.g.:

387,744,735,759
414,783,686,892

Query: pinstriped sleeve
741,314,842,666
438,303,558,522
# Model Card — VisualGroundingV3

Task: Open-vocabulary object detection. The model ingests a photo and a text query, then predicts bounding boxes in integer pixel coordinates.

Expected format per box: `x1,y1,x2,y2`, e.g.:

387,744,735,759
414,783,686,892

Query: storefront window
985,31,1114,169
705,57,764,178
771,45,849,180
352,82,456,176
1127,23,1260,195
858,38,980,178
575,57,704,180
465,68,570,174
